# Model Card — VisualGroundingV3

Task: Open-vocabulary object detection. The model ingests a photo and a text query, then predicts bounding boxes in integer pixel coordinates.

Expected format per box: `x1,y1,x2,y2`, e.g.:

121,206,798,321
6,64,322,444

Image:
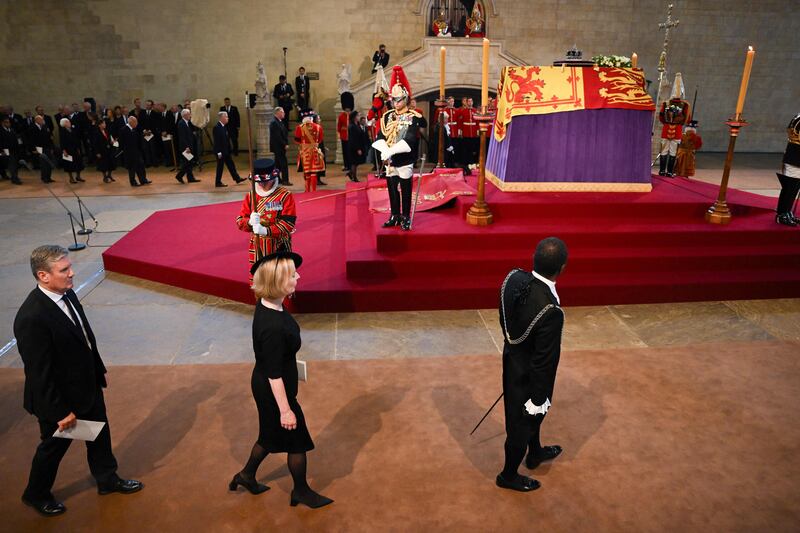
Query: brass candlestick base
466,107,495,226
434,98,447,168
706,118,747,225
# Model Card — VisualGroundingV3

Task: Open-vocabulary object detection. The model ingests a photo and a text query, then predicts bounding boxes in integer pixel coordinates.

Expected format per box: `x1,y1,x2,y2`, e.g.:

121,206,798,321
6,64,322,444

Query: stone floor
1,152,797,369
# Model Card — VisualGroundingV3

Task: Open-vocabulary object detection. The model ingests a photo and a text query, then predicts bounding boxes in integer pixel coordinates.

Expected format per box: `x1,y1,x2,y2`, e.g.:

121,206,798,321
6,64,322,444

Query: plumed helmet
670,72,685,100
389,65,411,102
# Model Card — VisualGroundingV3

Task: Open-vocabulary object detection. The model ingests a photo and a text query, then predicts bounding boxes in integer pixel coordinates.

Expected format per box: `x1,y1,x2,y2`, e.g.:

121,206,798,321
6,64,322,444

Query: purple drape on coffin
487,108,653,184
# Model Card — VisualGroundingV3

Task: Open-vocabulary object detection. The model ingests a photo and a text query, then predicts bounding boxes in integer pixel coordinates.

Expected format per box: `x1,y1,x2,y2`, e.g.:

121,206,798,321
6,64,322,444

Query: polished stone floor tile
335,310,497,359
294,313,337,361
724,298,800,343
561,306,648,351
609,301,776,347
83,272,208,306
172,303,253,365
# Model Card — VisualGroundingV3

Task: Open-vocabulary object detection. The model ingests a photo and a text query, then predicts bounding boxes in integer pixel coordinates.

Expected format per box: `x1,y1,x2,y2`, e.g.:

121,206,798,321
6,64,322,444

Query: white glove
248,212,260,226
252,223,268,236
524,398,551,416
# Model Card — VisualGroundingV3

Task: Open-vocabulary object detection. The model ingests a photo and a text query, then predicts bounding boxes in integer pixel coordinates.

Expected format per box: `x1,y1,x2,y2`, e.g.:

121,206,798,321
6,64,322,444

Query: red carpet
102,175,800,312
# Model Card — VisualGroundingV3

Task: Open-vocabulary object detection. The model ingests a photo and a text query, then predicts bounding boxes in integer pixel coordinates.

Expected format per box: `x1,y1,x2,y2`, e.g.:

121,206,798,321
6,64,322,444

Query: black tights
241,442,310,494
501,415,543,479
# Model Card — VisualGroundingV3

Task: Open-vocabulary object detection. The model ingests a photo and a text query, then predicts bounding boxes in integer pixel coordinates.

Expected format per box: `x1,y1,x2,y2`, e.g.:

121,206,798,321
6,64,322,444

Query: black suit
175,119,197,182
0,126,20,181
372,51,390,72
499,271,564,476
269,117,289,184
14,287,119,502
273,83,294,127
295,75,310,111
212,121,241,185
120,125,147,185
31,124,55,182
139,109,159,166
220,105,240,155
43,115,55,133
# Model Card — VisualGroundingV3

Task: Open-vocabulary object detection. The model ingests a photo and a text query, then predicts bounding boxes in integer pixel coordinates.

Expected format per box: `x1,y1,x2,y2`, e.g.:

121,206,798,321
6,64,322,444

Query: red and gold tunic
236,185,297,273
659,98,690,140
294,121,325,174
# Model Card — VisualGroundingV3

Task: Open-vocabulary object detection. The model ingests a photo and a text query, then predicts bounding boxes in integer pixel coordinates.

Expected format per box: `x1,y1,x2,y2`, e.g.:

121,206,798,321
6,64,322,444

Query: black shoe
103,176,110,183
141,180,152,185
11,178,22,185
109,176,116,182
283,180,294,186
228,473,269,495
215,182,228,188
400,216,411,231
187,178,201,183
21,496,66,517
75,176,85,182
525,445,563,469
495,473,540,492
317,179,327,186
97,478,143,495
130,182,140,187
234,177,245,184
290,489,333,509
382,215,399,228
776,213,798,226
175,175,185,184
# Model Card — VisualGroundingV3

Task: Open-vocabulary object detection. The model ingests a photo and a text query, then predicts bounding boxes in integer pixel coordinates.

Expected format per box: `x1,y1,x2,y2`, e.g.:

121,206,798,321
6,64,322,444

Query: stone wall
1,0,796,152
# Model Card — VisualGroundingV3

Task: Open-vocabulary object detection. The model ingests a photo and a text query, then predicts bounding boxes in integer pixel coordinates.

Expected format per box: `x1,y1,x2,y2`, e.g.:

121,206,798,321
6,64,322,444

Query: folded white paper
144,134,154,142
297,360,307,382
2,149,9,156
183,151,194,161
17,138,23,145
35,146,43,154
53,419,106,441
62,154,73,162
162,134,173,141
112,141,119,148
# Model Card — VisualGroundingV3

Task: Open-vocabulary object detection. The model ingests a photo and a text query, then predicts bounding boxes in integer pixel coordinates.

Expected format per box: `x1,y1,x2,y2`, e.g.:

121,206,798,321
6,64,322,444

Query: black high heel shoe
228,473,269,494
290,489,333,509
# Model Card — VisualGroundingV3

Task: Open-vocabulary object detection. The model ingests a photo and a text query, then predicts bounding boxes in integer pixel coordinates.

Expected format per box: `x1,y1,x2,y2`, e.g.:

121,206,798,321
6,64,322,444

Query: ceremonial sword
407,154,427,230
470,392,504,436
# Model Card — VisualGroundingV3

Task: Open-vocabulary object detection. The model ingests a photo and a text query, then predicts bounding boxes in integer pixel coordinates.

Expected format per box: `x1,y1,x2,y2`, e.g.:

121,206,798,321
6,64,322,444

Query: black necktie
62,295,89,346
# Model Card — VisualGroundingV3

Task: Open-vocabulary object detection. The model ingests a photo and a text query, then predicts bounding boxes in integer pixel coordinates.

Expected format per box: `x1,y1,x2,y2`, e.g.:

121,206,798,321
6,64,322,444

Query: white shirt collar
38,284,66,302
532,270,559,305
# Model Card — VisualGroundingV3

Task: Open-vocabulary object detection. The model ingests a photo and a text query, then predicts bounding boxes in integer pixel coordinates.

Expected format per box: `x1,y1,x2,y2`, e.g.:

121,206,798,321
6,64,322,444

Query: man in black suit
273,75,294,127
1,116,22,184
175,108,200,184
213,111,244,187
372,44,390,72
497,237,567,493
162,104,180,167
139,99,159,167
119,116,150,187
269,107,292,186
31,115,55,183
220,97,240,156
295,66,311,112
14,245,143,517
35,106,54,133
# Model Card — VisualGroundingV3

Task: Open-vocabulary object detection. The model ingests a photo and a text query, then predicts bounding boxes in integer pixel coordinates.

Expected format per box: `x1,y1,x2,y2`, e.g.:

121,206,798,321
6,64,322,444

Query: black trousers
162,140,175,167
777,173,800,214
126,159,147,185
24,388,118,501
1,154,19,179
387,174,412,217
215,155,240,184
274,149,289,183
502,392,545,475
176,157,195,181
38,150,54,182
341,140,350,169
229,128,239,155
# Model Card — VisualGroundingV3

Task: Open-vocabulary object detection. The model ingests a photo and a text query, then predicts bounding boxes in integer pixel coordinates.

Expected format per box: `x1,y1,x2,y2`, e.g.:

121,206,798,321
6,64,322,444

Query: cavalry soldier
658,72,691,177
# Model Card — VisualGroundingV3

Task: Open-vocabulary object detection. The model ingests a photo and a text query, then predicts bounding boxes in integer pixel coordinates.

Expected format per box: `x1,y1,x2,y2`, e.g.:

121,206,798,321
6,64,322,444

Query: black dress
251,300,314,453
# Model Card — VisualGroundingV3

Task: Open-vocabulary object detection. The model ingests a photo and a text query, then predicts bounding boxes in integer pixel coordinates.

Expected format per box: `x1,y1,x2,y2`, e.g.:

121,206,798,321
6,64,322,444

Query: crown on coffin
566,46,582,59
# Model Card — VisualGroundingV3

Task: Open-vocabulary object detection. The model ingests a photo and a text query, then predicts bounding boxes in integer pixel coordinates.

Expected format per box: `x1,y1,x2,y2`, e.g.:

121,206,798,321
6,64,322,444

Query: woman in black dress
347,110,369,182
59,118,84,183
92,118,116,183
229,251,333,509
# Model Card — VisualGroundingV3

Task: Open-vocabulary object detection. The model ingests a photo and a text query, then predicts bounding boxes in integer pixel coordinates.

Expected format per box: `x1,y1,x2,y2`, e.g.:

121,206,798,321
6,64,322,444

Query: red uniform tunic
659,99,690,140
236,186,296,274
336,111,349,141
460,106,479,138
294,121,325,174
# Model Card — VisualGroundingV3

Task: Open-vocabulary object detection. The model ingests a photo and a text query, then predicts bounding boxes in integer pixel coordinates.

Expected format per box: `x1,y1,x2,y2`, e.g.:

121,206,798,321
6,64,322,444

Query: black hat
300,108,317,120
341,91,354,110
250,250,303,276
688,120,698,128
251,158,281,183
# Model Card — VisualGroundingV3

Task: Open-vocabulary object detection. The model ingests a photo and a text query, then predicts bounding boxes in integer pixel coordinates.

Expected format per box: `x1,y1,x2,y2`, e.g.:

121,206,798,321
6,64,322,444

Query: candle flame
748,46,753,51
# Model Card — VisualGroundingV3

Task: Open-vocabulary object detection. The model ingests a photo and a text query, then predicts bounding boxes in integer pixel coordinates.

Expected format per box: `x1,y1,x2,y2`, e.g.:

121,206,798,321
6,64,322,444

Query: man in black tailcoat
269,107,291,186
213,111,244,187
220,97,240,156
497,237,567,492
120,115,150,187
14,245,143,517
175,108,200,184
